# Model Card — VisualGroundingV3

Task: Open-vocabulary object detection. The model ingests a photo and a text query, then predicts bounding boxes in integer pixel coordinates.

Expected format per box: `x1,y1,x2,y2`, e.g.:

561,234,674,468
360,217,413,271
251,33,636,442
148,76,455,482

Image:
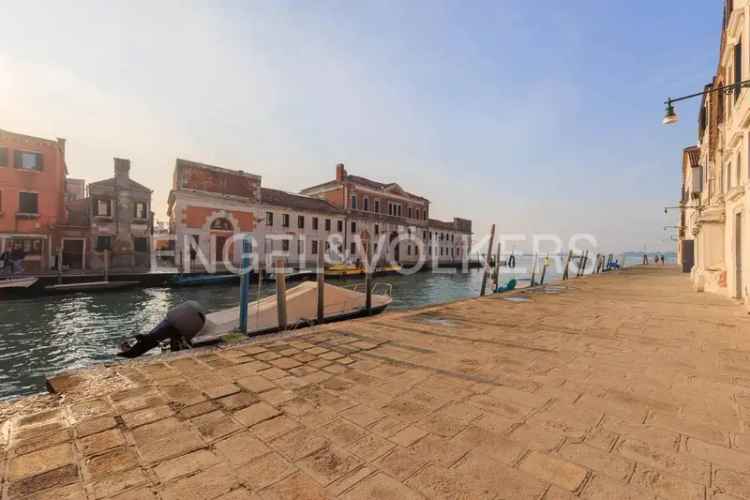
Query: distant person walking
0,249,10,274
642,254,648,265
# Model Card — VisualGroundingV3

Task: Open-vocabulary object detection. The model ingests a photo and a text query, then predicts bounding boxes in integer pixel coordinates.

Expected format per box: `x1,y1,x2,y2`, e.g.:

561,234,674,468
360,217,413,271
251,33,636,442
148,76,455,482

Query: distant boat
0,277,38,289
44,280,140,293
192,281,392,344
263,270,316,283
170,273,239,287
325,263,364,278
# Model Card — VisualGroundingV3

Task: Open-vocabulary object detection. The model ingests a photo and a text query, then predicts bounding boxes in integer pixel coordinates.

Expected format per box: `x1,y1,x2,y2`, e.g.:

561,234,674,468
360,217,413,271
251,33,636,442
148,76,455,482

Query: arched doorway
210,218,234,266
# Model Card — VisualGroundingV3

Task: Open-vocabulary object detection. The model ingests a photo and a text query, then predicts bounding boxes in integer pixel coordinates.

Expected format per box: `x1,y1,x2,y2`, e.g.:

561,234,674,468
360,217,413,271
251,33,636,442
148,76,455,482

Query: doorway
62,239,85,270
736,212,743,299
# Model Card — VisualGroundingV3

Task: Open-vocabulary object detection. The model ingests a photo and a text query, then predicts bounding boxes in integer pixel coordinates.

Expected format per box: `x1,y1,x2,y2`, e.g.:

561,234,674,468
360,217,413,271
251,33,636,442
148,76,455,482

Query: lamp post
663,79,750,125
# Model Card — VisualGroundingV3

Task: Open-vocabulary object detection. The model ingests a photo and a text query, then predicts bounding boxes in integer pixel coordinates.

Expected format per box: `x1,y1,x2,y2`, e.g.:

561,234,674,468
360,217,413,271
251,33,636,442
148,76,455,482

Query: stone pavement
2,265,750,499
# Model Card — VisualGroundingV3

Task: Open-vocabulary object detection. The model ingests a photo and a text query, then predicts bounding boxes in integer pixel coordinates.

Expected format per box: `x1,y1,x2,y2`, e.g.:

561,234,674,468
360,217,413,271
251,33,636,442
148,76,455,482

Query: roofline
175,158,262,181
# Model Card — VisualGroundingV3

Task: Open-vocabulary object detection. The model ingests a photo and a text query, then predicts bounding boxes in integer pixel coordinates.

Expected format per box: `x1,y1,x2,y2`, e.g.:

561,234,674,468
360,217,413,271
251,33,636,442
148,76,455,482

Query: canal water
0,254,667,400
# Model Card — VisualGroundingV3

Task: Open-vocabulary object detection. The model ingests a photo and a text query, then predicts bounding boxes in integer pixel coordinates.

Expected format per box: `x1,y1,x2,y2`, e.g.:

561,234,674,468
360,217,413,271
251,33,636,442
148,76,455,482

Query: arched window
211,218,234,231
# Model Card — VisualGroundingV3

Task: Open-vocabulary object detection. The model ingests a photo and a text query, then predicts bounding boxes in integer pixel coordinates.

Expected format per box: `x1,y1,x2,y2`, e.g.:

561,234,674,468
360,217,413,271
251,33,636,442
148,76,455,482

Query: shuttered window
735,42,743,102
0,147,7,167
19,192,38,214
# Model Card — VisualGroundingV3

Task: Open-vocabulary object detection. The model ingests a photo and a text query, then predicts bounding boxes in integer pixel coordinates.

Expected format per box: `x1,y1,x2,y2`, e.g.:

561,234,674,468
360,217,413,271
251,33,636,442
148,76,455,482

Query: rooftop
261,187,344,215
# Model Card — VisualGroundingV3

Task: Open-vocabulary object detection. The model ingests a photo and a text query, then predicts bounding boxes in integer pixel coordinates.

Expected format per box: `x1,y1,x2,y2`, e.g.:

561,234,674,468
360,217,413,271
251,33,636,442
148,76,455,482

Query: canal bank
2,265,749,499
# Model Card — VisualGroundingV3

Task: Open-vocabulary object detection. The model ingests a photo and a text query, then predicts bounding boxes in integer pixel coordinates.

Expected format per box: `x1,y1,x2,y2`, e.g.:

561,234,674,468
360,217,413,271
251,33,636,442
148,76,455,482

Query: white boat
0,277,38,289
45,280,140,293
193,281,392,344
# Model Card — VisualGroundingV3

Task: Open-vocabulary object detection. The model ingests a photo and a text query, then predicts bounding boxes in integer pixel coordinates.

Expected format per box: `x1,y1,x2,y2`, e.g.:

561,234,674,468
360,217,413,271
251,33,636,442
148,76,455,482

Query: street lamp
662,79,750,125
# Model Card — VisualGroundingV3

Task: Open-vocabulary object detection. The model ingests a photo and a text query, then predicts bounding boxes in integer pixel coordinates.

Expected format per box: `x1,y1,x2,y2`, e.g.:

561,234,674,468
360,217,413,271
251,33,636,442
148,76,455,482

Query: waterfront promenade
2,266,750,499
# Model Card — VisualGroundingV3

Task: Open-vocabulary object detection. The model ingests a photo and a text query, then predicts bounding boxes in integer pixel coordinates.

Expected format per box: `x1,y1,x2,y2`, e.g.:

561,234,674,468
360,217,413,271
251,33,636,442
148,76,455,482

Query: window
282,239,290,252
325,219,331,231
312,240,318,254
407,245,412,256
134,202,147,220
364,197,369,211
416,208,420,220
297,239,302,254
375,224,380,235
312,217,319,230
298,215,305,229
96,199,112,217
337,220,343,232
134,237,149,252
350,242,356,255
374,200,380,213
351,221,357,233
266,211,273,226
8,238,43,256
282,214,290,228
397,205,402,217
211,218,233,230
351,194,357,209
19,192,38,214
325,241,331,250
14,151,43,171
735,42,743,102
0,147,7,167
388,203,393,216
422,231,427,239
96,236,112,251
408,207,412,218
374,243,378,252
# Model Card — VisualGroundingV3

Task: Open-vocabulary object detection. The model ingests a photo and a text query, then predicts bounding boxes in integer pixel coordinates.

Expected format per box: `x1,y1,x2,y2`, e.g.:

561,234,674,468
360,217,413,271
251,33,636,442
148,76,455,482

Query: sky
0,0,721,253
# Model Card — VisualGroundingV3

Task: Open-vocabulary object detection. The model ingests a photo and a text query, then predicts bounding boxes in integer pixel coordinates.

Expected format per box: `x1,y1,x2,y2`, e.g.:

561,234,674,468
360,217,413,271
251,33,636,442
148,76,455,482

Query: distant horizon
1,1,717,254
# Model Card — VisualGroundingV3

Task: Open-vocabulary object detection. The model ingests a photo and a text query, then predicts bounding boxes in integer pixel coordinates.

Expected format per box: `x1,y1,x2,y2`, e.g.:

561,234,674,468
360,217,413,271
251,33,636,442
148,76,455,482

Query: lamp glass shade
662,103,678,125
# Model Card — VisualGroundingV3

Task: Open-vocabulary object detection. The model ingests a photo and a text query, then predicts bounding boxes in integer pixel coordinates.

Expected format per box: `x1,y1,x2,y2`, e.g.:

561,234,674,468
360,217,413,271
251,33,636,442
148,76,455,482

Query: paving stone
192,410,243,441
214,432,271,467
297,445,363,486
236,375,277,393
216,488,261,500
122,405,173,428
7,443,75,481
270,427,330,461
580,474,653,499
161,464,238,500
204,384,242,400
389,425,428,447
178,400,220,419
259,367,289,381
12,428,72,456
250,416,301,441
91,468,148,499
111,486,159,500
24,482,87,500
714,468,750,499
375,446,429,481
153,449,220,482
617,438,710,483
84,447,139,479
130,418,205,463
453,451,548,500
75,416,117,438
321,419,369,448
346,433,395,462
7,464,79,499
219,391,260,411
257,471,327,500
307,359,333,369
451,426,526,465
519,451,588,491
304,347,329,356
630,463,705,500
558,441,633,482
684,436,750,473
255,352,282,362
339,472,423,500
234,452,296,489
270,358,303,370
234,402,282,427
407,463,490,500
410,434,469,468
259,388,296,406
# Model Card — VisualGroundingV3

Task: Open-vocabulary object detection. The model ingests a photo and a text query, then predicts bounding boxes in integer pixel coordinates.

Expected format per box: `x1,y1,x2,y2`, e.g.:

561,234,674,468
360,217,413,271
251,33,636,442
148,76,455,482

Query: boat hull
44,280,140,294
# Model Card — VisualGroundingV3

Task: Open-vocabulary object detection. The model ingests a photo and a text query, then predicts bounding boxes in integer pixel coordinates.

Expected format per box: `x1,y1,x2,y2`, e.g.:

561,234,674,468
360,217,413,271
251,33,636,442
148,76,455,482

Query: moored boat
0,277,39,289
170,273,240,287
44,280,140,293
192,281,392,344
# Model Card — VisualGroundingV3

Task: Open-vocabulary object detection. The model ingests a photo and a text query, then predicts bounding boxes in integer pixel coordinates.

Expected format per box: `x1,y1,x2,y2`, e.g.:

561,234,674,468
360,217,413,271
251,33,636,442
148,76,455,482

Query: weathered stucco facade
682,0,750,307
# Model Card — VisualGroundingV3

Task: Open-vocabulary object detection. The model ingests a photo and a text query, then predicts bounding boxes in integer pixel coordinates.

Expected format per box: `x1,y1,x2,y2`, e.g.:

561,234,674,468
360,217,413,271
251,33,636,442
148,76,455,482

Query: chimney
57,138,66,154
336,163,347,182
114,158,130,184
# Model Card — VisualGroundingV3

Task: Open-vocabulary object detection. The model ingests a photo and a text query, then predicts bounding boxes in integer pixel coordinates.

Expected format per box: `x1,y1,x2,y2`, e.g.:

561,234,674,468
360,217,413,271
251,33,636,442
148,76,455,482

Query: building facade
681,0,750,306
167,160,472,271
87,158,153,271
167,159,259,271
0,128,67,272
300,164,472,267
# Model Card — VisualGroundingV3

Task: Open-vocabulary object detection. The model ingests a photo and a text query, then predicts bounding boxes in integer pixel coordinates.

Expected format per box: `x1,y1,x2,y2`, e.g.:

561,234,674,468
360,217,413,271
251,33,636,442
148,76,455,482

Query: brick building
0,128,68,272
300,164,472,266
167,159,259,271
87,158,153,271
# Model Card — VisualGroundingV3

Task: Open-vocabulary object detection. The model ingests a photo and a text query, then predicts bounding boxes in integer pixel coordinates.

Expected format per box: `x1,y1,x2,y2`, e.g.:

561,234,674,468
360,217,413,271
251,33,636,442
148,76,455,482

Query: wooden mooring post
480,224,496,296
562,250,573,280
539,255,548,285
365,242,372,315
492,242,501,291
275,258,287,330
317,241,325,324
529,254,538,287
239,237,252,334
